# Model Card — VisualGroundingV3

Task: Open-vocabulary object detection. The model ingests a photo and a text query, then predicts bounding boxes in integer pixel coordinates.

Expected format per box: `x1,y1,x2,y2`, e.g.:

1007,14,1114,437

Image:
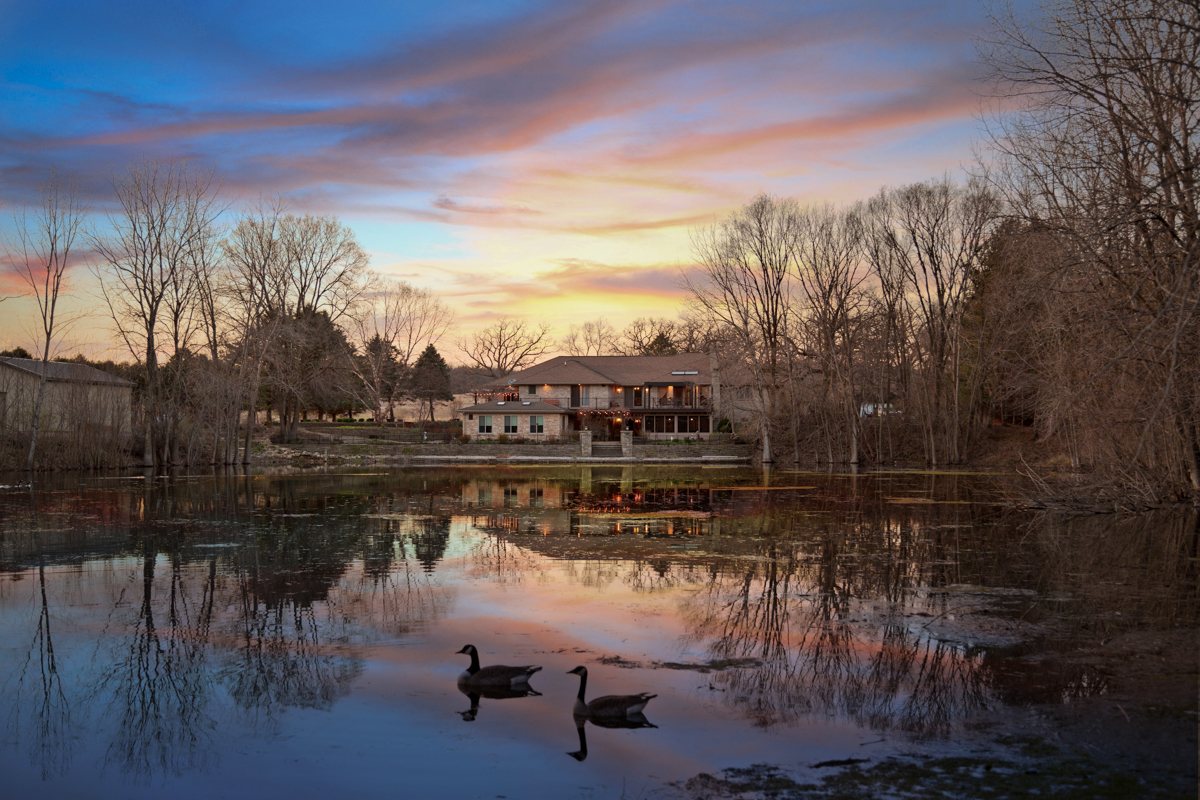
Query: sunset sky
0,0,1017,360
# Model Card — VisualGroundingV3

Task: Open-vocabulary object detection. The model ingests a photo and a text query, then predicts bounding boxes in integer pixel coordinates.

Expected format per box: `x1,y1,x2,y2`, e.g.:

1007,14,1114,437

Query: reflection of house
0,357,133,435
459,354,720,440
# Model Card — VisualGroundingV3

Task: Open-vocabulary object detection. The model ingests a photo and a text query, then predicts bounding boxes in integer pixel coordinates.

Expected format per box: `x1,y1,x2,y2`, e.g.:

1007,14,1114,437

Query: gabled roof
0,357,135,387
459,400,570,414
492,353,712,388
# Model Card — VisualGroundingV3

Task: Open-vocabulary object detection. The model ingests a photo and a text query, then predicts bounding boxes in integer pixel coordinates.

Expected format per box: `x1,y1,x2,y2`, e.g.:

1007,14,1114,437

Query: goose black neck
467,648,480,674
575,671,588,702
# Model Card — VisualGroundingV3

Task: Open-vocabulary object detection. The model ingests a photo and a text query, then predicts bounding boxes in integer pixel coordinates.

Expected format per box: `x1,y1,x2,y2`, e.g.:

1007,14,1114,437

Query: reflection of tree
355,515,455,638
681,524,992,738
93,543,217,781
222,556,363,722
11,548,73,778
466,519,541,584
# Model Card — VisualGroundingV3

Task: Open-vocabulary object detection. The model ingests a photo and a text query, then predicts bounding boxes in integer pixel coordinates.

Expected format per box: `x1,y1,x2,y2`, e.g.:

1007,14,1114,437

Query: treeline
678,0,1197,502
5,164,459,469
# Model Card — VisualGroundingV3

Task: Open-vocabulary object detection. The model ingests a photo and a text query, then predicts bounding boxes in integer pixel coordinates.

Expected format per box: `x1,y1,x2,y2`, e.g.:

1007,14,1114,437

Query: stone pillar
580,430,592,458
620,429,633,458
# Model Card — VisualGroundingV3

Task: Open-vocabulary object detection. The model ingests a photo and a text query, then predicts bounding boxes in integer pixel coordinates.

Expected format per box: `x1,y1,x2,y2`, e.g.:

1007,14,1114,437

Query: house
459,353,721,441
0,357,134,436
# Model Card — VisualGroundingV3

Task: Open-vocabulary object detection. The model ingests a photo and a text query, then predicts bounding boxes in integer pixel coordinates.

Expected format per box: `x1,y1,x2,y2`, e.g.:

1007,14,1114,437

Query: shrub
497,434,510,444
456,434,471,444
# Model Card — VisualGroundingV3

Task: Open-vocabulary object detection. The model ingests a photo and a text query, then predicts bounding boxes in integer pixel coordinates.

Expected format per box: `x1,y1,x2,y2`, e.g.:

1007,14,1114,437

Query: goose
455,644,542,688
567,665,656,718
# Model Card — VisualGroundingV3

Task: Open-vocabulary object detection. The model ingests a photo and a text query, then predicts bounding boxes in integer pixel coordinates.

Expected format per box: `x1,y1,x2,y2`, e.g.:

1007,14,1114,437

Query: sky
0,0,1017,361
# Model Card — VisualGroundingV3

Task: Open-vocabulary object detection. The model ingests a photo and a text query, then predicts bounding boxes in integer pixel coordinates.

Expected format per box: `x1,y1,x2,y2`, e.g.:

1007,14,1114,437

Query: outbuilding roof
0,357,134,387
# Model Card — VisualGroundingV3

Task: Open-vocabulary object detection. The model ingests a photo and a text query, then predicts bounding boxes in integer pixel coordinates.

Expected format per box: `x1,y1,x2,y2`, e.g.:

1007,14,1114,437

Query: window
633,386,643,406
699,416,710,433
664,415,675,433
503,487,519,505
679,415,700,433
504,415,519,433
529,487,544,507
478,415,492,433
527,385,537,395
529,415,544,434
581,385,590,404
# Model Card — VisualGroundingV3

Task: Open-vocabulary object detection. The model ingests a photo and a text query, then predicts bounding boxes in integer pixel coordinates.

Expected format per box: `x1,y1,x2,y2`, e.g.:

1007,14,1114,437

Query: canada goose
455,644,542,688
566,665,656,718
457,684,542,722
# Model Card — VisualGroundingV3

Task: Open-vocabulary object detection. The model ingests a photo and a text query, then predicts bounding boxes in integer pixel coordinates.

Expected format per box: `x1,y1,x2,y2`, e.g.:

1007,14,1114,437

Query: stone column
620,429,633,458
580,430,592,457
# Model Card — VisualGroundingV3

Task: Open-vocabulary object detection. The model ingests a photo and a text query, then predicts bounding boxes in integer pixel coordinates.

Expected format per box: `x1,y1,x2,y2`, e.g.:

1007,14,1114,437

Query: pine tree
410,345,453,422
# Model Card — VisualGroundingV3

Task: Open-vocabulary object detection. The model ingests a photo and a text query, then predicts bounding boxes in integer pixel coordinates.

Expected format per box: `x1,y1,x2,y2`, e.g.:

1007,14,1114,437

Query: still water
0,466,1194,798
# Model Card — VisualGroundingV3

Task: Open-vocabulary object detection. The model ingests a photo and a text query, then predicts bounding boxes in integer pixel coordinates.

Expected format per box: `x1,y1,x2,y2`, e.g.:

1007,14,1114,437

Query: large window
581,385,590,405
645,415,676,433
633,386,643,406
529,415,544,434
504,415,519,434
478,415,492,433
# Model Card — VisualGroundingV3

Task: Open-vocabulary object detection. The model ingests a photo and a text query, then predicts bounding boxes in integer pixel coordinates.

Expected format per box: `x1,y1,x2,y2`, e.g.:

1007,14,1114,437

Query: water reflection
0,467,1193,789
456,685,542,722
567,715,658,762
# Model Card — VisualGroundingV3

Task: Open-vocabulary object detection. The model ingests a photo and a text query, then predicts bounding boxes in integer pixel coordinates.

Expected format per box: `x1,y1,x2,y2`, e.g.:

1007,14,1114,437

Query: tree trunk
24,351,51,471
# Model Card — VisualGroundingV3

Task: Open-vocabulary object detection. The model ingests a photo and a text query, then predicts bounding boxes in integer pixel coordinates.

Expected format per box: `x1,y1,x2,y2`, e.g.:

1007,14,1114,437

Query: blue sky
0,0,1023,355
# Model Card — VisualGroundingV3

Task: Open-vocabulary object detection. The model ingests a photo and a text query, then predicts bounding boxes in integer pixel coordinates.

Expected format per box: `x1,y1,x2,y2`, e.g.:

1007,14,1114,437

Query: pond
0,466,1195,798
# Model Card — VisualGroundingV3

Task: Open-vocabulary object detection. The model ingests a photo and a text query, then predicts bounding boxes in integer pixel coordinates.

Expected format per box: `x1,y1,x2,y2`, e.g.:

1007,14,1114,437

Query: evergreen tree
409,345,452,422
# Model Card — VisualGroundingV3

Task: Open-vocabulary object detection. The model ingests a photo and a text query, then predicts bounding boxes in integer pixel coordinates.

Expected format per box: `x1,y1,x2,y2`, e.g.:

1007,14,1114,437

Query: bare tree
617,317,679,355
688,194,799,463
221,200,286,463
561,317,618,356
981,0,1200,499
7,169,87,470
347,277,453,422
459,318,553,378
863,177,1000,465
92,158,223,467
792,204,869,466
278,215,367,321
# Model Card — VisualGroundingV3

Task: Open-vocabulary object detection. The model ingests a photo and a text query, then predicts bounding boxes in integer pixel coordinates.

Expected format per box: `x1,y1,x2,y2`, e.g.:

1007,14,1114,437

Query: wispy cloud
0,0,1002,345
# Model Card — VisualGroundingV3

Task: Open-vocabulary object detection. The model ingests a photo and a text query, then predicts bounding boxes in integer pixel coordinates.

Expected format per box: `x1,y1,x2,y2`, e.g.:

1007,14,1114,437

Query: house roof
459,400,570,414
487,353,712,389
0,357,135,387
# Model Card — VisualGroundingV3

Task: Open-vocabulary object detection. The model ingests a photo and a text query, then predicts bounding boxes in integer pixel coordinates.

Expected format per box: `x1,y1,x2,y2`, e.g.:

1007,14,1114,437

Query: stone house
459,353,724,441
0,357,134,437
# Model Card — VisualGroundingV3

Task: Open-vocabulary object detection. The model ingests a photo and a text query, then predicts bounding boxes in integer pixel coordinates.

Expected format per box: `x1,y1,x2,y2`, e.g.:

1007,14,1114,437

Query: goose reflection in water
457,685,543,722
566,714,657,762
